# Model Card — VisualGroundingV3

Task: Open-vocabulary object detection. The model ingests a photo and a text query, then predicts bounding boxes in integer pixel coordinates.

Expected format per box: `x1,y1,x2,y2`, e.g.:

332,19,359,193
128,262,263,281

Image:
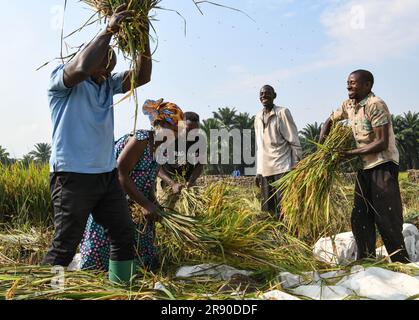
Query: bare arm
187,164,204,188
63,4,133,88
121,31,152,93
319,117,333,144
117,136,158,220
345,124,389,157
158,167,183,194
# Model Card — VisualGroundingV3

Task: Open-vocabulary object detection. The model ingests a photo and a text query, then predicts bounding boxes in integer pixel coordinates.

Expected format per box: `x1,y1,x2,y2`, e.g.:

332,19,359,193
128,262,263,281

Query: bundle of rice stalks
131,204,219,261
82,0,159,59
177,186,209,216
272,123,354,242
159,182,316,274
200,183,316,273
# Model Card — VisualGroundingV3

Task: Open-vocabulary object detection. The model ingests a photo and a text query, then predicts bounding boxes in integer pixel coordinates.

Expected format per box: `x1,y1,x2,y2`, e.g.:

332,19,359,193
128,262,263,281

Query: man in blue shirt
42,4,153,284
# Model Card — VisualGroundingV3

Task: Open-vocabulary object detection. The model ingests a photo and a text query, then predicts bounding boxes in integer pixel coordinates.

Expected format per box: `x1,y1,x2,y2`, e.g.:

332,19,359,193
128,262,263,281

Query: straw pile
272,123,354,242
0,265,163,300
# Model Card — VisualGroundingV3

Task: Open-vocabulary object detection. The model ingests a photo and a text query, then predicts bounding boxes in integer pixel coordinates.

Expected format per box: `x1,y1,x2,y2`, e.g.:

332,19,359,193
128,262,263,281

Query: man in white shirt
255,85,302,218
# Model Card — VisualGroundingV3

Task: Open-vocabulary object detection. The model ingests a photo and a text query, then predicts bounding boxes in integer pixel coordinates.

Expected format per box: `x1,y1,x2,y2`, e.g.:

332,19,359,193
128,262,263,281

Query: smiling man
320,70,409,263
255,85,302,219
42,4,153,284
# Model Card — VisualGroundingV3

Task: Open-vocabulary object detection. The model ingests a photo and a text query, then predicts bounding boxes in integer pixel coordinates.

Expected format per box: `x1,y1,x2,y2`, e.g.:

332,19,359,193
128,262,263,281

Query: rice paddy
1,163,417,300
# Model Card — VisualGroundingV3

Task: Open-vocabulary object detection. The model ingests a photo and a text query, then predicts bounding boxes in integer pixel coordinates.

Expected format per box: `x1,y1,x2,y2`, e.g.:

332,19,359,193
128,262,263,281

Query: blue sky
1,0,419,158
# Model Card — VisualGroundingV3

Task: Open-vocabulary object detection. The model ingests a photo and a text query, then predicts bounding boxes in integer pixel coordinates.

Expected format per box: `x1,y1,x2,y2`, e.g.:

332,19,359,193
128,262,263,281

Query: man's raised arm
121,27,152,93
63,4,133,88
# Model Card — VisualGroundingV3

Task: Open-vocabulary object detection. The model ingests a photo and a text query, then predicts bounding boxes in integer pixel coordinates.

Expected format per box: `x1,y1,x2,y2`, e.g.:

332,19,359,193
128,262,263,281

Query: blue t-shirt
48,64,125,174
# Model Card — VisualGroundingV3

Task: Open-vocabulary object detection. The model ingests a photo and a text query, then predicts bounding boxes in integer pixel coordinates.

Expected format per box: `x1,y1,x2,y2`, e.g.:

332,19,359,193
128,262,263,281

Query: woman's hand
171,183,184,195
142,202,161,223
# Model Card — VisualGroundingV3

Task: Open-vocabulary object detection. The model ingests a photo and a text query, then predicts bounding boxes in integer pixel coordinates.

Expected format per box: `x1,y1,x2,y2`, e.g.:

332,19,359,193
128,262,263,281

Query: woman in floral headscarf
80,99,184,271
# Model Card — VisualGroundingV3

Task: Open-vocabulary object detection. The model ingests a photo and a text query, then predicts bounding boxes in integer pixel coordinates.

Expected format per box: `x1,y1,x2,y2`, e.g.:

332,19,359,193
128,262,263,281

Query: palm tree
232,112,256,174
201,118,221,138
21,154,35,167
0,145,10,164
233,112,255,130
401,111,419,169
299,122,322,156
392,112,419,170
392,114,407,169
213,107,237,129
201,119,222,175
29,143,52,164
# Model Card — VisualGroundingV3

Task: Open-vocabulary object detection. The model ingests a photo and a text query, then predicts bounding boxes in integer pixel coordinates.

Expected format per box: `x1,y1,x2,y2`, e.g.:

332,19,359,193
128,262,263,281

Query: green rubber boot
108,260,137,285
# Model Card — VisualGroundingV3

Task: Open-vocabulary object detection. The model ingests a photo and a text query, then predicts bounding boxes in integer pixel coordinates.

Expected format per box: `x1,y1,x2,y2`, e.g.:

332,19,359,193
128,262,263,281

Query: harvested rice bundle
272,123,354,242
177,186,209,216
131,204,218,253
158,182,316,273
82,0,159,59
198,183,315,273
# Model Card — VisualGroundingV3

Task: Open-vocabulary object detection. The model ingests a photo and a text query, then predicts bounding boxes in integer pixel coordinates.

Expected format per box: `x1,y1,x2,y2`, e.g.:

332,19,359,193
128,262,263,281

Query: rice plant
0,162,51,226
272,123,355,242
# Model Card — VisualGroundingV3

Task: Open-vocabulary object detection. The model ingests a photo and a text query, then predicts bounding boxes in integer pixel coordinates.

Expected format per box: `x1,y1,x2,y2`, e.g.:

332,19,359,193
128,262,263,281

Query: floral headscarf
143,99,184,127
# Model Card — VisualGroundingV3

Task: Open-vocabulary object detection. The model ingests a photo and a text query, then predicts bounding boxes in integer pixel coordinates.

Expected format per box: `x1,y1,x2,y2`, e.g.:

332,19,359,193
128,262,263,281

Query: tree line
0,143,52,166
1,111,417,172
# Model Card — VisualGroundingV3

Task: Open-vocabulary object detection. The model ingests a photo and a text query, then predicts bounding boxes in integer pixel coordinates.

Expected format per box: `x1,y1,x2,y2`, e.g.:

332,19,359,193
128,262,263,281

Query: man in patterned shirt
320,70,409,263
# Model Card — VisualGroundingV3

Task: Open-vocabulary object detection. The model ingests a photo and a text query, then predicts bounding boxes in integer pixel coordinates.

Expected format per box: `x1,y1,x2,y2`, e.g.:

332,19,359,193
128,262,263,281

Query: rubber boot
108,260,137,285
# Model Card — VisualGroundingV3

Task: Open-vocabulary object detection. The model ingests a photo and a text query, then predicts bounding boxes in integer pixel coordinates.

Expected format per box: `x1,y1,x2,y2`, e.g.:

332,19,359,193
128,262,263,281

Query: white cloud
321,0,419,62
283,11,297,18
219,0,419,93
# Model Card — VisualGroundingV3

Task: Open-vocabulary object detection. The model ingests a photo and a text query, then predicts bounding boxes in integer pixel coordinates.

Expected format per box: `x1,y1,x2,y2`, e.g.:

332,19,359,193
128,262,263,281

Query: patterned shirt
115,130,159,198
331,93,399,170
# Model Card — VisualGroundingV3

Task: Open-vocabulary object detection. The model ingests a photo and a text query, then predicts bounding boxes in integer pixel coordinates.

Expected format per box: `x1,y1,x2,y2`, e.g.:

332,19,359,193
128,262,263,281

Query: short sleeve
331,102,348,122
134,130,150,142
48,65,71,98
109,72,126,95
369,101,390,128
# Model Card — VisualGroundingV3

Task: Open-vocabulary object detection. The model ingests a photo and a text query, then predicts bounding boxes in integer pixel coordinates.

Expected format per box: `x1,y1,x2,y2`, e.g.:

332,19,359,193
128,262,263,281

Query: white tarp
175,264,252,280
403,224,419,262
262,290,301,300
67,253,82,271
291,285,353,300
336,267,419,300
279,271,320,289
314,224,419,265
313,232,357,265
282,266,419,300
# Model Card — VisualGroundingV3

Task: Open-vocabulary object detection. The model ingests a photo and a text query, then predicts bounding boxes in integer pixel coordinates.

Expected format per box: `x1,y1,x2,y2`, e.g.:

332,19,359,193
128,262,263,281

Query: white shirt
255,106,303,177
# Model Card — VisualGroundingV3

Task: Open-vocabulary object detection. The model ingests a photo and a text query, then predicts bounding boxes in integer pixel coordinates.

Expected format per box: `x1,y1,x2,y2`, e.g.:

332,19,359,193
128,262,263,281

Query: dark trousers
42,170,135,267
352,162,409,263
260,174,286,219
